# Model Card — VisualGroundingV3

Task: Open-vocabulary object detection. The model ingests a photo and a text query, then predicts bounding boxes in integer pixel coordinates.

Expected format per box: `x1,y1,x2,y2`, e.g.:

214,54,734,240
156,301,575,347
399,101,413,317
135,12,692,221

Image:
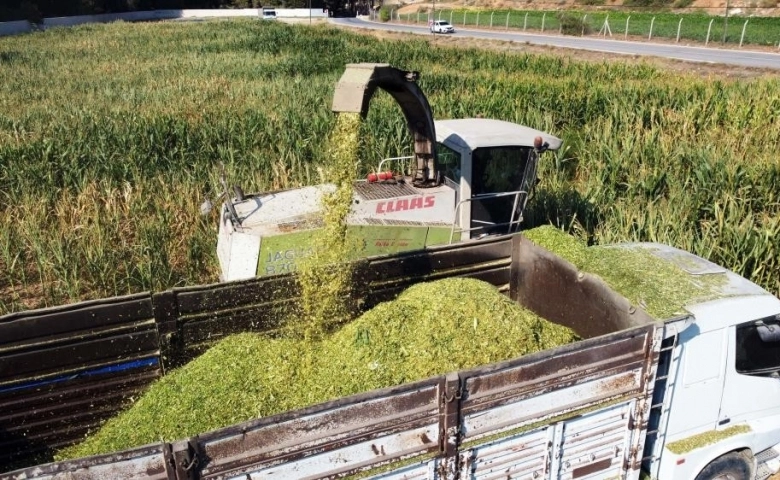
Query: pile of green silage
58,277,578,460
524,225,727,319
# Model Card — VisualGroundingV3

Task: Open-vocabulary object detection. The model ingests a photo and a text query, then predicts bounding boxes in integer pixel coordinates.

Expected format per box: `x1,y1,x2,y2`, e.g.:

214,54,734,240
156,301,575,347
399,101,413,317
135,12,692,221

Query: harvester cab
213,63,562,282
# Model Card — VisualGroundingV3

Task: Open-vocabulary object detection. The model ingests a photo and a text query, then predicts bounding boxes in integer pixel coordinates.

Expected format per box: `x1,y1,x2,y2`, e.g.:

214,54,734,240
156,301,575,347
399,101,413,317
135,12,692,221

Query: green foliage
623,0,674,8
57,277,578,458
430,9,780,46
578,0,606,5
379,5,391,21
672,0,694,8
0,0,324,21
558,12,590,35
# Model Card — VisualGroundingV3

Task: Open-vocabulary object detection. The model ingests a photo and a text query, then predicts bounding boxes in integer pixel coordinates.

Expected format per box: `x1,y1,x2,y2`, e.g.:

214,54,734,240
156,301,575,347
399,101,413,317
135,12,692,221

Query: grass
400,9,780,45
0,19,779,315
56,277,578,459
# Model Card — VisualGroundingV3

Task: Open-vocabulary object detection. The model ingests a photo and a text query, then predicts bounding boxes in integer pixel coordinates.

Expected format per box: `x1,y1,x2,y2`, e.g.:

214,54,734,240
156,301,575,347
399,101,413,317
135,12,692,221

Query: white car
430,20,455,33
262,9,277,20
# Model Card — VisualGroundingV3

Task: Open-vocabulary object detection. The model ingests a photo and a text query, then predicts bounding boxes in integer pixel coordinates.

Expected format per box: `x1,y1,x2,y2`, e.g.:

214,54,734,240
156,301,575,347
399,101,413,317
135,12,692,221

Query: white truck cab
636,244,780,480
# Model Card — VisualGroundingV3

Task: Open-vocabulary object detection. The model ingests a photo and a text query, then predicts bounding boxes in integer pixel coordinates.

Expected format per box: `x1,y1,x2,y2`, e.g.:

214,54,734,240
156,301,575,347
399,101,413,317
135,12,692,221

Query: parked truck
3,232,780,480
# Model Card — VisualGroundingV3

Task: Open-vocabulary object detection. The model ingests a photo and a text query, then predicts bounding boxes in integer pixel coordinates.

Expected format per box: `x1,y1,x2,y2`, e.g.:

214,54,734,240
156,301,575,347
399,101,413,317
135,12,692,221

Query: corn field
0,19,779,314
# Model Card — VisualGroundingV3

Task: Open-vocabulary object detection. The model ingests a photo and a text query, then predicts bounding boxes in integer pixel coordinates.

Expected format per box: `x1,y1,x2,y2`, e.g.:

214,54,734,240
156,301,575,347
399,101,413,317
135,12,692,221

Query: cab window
437,142,461,184
736,316,780,376
470,146,534,235
471,146,532,195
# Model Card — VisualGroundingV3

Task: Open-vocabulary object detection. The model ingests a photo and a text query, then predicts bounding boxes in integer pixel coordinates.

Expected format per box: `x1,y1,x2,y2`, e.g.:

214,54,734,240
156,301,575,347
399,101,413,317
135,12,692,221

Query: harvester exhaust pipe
331,63,440,188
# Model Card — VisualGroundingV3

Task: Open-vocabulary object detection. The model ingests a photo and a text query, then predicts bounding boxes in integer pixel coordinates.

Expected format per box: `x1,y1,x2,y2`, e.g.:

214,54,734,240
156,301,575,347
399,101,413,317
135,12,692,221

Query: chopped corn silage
524,225,728,319
294,112,363,342
58,277,578,460
665,425,751,454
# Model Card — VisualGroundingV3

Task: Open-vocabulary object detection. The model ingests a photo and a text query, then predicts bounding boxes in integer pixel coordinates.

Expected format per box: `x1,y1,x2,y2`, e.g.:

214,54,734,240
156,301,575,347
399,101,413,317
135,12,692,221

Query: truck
2,232,780,480
212,63,562,281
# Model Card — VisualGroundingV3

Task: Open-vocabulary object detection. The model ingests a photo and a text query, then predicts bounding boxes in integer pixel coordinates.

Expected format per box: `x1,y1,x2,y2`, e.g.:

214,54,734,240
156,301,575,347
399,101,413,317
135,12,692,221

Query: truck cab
634,244,780,480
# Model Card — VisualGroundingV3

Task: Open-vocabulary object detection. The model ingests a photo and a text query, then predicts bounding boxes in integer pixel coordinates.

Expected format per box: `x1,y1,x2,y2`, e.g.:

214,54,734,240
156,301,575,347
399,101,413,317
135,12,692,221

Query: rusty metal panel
462,369,641,442
0,294,153,347
0,364,159,448
0,293,157,383
0,327,158,383
461,426,551,480
197,379,442,479
171,276,298,315
156,276,301,369
510,235,655,340
0,294,162,471
2,443,168,480
459,325,654,443
362,236,513,284
461,327,652,412
176,302,293,358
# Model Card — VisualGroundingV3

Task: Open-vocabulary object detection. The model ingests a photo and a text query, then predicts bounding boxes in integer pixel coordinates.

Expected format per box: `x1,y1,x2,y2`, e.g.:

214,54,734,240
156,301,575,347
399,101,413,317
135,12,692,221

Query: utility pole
431,0,436,41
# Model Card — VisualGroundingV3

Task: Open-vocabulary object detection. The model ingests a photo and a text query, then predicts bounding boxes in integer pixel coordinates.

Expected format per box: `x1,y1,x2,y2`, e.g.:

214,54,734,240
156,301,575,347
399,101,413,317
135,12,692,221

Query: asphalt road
332,17,780,70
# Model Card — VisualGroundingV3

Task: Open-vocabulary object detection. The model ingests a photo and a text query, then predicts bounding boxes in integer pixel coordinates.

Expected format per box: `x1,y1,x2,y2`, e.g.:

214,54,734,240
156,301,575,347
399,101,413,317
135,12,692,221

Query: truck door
665,326,728,438
469,146,536,237
719,316,780,430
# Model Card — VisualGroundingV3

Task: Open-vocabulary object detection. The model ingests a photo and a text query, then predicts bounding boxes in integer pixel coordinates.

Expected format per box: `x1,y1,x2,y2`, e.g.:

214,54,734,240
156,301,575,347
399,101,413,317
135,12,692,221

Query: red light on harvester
367,171,394,183
676,458,685,465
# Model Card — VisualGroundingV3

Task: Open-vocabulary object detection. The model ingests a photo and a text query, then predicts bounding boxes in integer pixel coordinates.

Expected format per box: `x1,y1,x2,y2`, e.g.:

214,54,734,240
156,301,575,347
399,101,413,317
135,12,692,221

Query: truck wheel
694,452,752,480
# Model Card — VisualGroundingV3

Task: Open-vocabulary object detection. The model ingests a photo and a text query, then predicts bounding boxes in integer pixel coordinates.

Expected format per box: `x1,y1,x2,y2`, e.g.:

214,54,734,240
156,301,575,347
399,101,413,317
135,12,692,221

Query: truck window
437,142,461,183
736,316,780,376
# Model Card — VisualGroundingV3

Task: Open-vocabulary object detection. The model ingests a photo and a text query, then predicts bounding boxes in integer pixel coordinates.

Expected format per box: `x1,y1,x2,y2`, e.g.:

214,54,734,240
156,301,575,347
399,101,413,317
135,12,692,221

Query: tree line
0,0,332,22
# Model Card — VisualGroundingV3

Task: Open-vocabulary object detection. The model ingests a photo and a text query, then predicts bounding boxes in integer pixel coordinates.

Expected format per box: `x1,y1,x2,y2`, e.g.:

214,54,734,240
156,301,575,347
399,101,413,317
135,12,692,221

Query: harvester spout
331,63,440,188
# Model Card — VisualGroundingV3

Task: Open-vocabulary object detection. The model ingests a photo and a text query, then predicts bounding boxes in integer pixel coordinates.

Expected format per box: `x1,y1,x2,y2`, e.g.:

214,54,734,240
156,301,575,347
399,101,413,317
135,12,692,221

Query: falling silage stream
296,112,363,342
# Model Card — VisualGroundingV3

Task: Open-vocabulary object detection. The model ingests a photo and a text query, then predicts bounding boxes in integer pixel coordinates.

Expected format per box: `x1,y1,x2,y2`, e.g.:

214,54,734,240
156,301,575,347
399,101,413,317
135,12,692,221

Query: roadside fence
373,8,780,49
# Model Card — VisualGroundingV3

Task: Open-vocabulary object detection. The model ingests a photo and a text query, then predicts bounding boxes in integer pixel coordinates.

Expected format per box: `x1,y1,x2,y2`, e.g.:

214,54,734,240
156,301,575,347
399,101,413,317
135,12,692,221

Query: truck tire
694,452,753,480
